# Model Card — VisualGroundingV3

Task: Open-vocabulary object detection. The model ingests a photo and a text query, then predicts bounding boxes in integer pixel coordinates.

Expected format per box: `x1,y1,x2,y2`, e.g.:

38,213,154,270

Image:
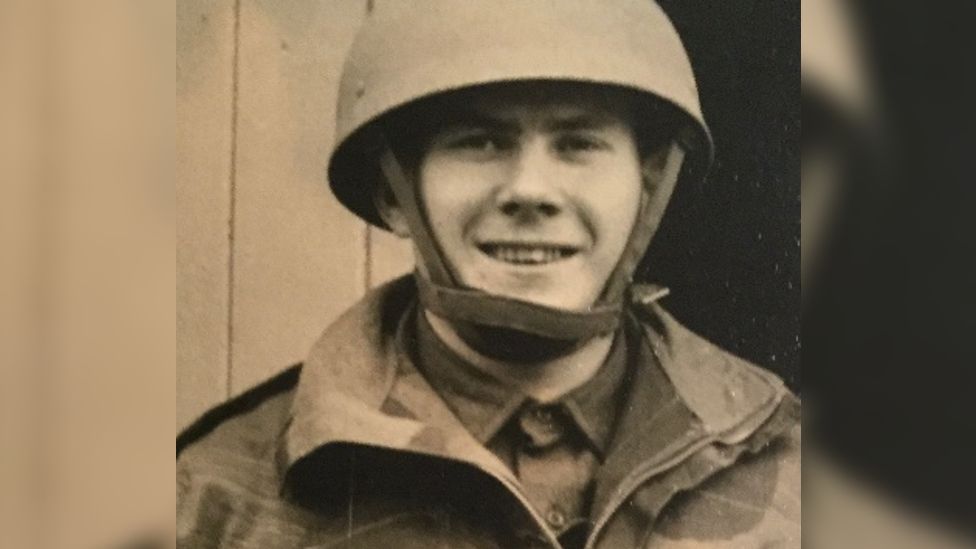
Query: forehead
429,83,639,129
381,81,670,159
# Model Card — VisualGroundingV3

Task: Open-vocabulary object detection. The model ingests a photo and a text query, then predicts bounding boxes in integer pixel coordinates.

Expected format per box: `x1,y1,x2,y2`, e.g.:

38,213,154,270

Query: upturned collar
279,276,794,495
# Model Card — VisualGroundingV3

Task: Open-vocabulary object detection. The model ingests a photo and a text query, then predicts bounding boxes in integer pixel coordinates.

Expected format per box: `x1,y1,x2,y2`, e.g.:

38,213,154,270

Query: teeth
485,245,571,264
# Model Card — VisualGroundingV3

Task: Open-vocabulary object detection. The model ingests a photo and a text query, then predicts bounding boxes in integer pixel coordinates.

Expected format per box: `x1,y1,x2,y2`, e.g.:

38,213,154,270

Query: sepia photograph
9,0,976,546
177,1,799,547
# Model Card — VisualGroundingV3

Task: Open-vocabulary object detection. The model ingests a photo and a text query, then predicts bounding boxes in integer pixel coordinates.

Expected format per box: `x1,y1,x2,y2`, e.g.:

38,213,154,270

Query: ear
373,182,411,238
640,143,673,184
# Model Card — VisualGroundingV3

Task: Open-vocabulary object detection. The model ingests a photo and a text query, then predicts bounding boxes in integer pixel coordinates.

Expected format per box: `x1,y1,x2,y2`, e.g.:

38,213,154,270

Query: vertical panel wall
231,0,370,394
177,0,236,429
179,1,417,429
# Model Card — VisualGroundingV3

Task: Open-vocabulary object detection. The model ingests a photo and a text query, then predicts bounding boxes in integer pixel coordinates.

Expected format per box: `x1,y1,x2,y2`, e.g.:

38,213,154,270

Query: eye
439,130,515,157
554,133,610,155
453,134,503,152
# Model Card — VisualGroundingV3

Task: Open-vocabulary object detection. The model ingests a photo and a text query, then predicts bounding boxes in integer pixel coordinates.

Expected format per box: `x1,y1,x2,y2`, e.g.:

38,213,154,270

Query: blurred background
802,0,976,545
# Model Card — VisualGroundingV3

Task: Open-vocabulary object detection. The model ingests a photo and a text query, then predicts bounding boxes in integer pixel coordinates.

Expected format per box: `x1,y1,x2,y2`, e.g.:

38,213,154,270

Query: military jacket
177,277,800,548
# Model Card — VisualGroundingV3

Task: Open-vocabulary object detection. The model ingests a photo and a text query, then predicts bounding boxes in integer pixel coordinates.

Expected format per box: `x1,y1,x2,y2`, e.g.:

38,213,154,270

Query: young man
177,2,800,548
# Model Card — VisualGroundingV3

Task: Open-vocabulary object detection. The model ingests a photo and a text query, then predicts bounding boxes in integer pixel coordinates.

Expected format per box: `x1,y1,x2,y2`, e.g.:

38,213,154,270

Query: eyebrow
437,110,618,134
436,111,518,134
544,113,617,133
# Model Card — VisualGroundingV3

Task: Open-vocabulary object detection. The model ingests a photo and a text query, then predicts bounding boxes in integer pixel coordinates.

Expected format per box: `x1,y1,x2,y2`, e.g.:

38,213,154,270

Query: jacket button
533,406,555,423
546,507,567,530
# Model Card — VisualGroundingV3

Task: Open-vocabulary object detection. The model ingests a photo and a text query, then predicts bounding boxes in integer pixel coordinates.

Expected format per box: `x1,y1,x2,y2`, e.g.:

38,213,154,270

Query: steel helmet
326,0,714,347
329,0,712,227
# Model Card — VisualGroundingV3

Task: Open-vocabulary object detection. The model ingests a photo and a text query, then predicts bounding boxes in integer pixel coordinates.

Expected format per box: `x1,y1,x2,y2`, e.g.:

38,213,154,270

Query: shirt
406,307,631,547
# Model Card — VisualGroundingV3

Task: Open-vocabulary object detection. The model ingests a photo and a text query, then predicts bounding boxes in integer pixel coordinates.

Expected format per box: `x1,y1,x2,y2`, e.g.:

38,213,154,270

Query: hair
377,80,682,177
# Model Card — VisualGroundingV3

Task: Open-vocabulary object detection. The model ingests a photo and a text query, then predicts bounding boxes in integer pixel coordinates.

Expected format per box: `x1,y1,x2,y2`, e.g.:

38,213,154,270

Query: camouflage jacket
177,277,800,548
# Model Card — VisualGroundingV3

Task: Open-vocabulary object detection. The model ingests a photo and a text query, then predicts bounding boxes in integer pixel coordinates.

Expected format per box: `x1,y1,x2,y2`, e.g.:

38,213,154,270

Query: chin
459,257,601,310
482,283,596,311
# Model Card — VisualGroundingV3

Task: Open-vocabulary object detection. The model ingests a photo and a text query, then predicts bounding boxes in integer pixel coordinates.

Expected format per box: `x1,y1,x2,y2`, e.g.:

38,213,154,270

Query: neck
425,310,615,402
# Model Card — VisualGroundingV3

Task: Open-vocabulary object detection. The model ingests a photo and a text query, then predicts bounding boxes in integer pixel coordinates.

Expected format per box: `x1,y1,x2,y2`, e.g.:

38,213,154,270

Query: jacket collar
279,276,792,496
279,277,520,487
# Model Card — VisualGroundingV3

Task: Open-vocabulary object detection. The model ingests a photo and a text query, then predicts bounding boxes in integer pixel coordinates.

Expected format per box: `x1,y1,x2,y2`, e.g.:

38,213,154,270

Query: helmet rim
328,78,713,230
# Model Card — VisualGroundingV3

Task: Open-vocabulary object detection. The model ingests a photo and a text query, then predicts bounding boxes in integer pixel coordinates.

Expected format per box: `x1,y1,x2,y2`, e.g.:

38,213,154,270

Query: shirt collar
410,307,629,456
560,333,629,456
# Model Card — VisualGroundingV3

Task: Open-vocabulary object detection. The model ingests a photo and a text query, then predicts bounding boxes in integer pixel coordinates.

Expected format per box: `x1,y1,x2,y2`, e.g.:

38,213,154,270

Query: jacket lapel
279,277,419,475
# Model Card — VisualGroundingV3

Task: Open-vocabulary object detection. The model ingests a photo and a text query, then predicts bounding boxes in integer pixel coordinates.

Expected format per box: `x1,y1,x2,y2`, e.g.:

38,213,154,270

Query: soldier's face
416,90,646,311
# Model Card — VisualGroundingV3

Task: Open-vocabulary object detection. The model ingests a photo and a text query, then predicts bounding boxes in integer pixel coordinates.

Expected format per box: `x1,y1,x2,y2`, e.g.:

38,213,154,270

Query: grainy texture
177,0,236,428
177,0,417,429
177,279,801,548
230,0,369,393
176,0,799,427
368,227,414,288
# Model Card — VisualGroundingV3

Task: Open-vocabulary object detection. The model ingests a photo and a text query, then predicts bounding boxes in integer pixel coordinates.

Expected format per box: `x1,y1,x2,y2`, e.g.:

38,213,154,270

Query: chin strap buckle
630,284,671,306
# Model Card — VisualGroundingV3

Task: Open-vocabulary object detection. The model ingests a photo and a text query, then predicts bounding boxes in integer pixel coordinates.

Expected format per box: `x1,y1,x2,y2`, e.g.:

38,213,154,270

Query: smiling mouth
477,243,580,265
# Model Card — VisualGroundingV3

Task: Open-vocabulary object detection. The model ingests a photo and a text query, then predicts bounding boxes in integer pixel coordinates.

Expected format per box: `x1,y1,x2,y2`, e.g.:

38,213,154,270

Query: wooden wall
177,0,412,429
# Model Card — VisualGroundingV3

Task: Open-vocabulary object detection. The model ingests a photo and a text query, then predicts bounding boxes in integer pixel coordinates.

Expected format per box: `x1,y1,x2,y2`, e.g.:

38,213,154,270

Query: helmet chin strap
373,132,686,349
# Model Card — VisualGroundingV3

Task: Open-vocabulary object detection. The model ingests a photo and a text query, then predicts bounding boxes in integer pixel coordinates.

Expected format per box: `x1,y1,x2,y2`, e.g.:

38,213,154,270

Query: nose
495,143,564,220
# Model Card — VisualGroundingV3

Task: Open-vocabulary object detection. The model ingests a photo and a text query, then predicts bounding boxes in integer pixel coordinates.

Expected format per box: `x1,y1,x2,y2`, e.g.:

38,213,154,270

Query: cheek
588,168,644,252
419,159,488,241
418,161,455,217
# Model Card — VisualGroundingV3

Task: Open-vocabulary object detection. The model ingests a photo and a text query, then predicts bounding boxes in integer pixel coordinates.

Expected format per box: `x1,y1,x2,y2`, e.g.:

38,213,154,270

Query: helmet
327,0,713,347
329,0,713,228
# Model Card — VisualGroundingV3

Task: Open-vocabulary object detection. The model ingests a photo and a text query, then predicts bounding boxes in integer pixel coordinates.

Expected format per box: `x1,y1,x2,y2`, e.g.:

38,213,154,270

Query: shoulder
177,364,301,478
177,365,328,546
652,423,801,547
632,299,797,433
630,297,801,546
